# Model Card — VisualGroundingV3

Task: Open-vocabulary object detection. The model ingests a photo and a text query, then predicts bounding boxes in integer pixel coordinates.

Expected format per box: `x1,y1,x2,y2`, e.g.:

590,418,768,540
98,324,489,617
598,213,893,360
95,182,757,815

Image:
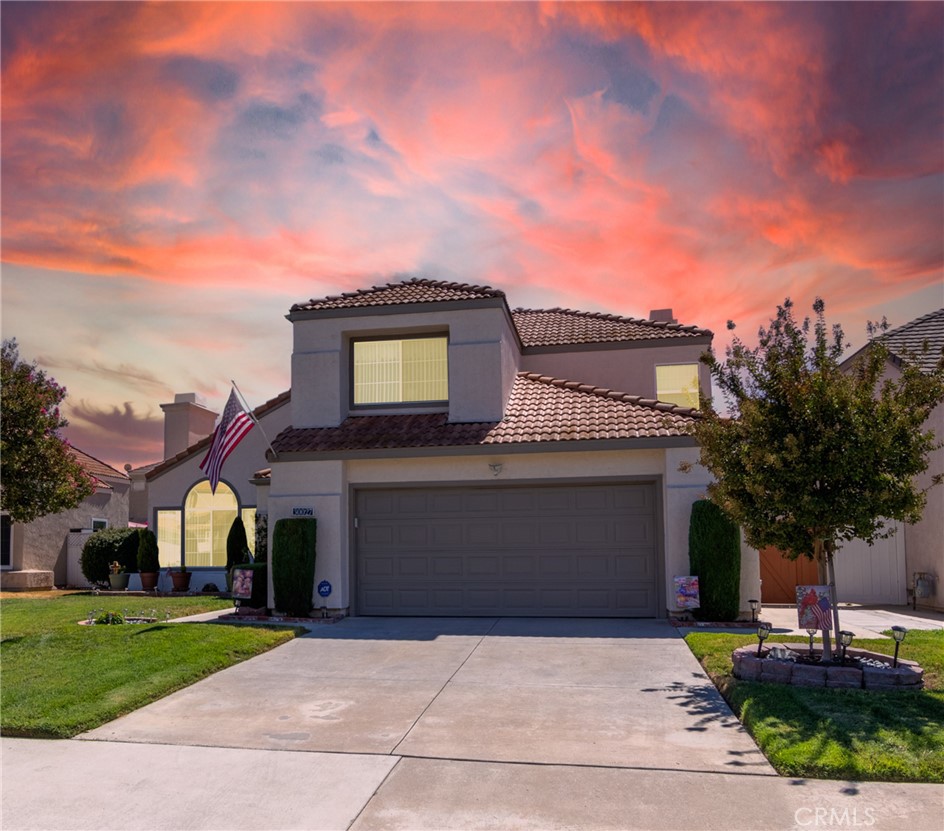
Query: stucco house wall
521,342,712,402
264,445,761,617
2,474,129,589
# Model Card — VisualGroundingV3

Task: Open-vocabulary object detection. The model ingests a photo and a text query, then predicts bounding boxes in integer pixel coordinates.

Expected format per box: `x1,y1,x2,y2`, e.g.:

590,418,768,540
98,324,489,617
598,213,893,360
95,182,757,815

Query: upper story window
353,335,448,406
656,363,700,409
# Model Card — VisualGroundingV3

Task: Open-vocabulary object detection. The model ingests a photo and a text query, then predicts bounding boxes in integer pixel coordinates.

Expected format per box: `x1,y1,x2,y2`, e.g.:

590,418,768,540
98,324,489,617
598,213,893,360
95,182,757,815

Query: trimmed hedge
80,528,140,586
688,499,741,621
272,518,316,617
137,529,160,572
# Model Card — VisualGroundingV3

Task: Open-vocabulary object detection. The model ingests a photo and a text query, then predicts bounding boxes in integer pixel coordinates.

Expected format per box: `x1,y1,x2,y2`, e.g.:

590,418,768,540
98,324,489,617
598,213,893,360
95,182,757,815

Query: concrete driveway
79,616,772,775
6,616,943,830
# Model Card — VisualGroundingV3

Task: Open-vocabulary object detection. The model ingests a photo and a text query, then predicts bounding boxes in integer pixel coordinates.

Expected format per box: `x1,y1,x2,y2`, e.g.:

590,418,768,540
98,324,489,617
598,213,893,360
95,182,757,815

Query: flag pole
230,380,279,461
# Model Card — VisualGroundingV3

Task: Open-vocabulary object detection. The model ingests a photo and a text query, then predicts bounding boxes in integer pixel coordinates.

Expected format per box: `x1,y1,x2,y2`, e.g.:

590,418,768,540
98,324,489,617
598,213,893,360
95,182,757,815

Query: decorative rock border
732,643,923,691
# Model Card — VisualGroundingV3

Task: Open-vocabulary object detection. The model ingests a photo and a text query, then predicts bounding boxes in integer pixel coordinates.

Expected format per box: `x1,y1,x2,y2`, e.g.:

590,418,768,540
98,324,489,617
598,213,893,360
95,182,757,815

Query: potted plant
108,561,129,591
169,565,192,592
137,529,161,591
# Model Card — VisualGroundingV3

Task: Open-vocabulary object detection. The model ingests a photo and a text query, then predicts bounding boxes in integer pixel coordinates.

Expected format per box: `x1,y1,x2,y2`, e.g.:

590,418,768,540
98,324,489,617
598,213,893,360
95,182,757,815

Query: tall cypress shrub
688,499,741,620
272,517,317,616
226,516,250,570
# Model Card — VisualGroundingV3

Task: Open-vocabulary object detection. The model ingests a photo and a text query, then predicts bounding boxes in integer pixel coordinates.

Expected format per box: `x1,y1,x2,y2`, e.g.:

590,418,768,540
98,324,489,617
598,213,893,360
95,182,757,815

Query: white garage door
833,523,907,605
355,483,661,617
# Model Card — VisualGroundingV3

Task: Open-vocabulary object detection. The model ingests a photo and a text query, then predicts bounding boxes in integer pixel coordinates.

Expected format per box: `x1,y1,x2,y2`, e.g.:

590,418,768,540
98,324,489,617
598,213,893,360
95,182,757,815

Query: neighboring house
0,447,130,590
759,308,944,611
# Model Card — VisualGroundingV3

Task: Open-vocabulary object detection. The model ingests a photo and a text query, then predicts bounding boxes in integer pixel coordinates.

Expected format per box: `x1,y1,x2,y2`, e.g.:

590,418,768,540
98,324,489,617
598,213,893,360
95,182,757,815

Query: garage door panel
398,557,429,577
397,525,428,545
615,553,653,579
356,484,660,617
432,557,463,577
467,556,501,577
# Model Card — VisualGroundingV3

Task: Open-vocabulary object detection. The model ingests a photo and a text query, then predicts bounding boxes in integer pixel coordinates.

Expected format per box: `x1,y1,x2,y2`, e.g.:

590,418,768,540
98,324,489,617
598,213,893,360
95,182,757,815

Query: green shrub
80,528,140,586
137,529,160,572
226,516,251,570
254,513,268,563
272,518,316,617
688,499,741,621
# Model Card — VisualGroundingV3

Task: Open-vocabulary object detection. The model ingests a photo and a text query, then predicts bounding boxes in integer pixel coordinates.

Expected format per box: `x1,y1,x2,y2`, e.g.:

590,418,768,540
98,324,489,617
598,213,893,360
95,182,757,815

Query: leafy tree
694,300,944,659
1,339,94,523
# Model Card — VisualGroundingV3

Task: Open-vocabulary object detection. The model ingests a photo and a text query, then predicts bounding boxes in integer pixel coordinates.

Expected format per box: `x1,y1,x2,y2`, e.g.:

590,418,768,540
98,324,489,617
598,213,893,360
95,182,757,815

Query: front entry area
354,482,661,617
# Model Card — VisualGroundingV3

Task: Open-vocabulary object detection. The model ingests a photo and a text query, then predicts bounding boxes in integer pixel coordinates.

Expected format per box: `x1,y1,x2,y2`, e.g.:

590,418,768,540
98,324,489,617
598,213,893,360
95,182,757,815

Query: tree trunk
825,539,842,647
814,538,833,661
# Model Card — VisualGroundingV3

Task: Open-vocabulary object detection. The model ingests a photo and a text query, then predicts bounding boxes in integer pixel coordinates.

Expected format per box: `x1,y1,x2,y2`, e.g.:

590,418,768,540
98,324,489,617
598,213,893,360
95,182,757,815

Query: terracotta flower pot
139,572,159,591
170,571,192,592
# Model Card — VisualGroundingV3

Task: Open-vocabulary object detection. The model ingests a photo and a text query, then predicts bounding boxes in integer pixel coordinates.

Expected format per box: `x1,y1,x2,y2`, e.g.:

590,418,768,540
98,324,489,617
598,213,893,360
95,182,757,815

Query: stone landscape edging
732,643,924,690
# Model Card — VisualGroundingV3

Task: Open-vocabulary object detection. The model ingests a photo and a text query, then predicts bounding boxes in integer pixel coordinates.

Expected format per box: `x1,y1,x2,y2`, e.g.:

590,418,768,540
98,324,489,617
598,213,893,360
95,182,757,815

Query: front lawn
1,593,298,738
685,629,944,783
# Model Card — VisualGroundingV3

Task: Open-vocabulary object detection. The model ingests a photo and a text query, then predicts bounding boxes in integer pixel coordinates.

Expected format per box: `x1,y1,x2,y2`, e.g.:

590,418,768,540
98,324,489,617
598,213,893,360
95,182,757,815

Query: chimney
649,308,677,324
159,393,218,459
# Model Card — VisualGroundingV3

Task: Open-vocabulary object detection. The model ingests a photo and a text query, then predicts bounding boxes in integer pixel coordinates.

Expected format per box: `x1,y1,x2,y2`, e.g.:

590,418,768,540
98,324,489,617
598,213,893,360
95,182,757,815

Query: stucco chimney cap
173,392,207,406
648,308,677,324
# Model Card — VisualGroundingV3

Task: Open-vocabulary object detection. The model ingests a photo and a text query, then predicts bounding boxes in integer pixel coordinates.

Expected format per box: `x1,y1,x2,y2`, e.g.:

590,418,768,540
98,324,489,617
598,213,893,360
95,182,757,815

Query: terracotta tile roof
879,308,944,374
512,308,711,347
291,277,504,312
146,390,290,481
272,372,698,454
69,447,128,489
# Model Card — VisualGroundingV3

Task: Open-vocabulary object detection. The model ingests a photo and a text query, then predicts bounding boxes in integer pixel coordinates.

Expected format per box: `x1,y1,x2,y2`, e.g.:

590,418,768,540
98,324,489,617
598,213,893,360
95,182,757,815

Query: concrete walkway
3,615,943,830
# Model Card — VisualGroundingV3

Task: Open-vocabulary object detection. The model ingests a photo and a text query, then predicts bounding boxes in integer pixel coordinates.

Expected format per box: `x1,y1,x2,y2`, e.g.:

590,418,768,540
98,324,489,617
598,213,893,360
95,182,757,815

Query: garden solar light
806,627,817,657
891,626,907,668
839,630,854,663
756,622,772,657
748,598,759,622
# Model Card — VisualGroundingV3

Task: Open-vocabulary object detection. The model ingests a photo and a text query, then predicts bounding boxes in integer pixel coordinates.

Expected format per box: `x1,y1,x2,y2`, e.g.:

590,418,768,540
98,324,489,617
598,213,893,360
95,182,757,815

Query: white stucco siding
270,447,699,615
906,395,944,610
15,481,130,585
146,403,291,521
521,343,711,403
267,460,347,611
289,305,521,427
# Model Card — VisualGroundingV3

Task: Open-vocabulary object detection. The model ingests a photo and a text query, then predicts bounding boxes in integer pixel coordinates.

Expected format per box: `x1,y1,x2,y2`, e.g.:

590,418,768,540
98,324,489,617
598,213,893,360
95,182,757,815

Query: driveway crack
390,616,501,755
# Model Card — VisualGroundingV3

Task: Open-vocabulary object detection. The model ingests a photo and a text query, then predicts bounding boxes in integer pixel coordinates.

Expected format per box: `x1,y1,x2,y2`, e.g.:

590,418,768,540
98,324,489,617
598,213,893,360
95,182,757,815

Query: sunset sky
2,1,942,470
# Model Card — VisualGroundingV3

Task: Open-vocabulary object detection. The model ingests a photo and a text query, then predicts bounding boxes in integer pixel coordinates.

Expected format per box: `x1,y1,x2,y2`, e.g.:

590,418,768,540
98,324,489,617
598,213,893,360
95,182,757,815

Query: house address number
292,507,314,516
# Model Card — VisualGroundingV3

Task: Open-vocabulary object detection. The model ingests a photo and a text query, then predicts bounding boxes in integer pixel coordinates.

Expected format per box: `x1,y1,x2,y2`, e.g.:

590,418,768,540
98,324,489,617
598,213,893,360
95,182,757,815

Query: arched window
155,481,256,569
184,481,238,568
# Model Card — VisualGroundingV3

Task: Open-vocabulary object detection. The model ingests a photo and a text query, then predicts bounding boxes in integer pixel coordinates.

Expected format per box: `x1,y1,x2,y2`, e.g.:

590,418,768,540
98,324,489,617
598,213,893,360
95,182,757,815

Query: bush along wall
688,499,741,621
80,527,141,586
137,528,160,572
272,517,317,617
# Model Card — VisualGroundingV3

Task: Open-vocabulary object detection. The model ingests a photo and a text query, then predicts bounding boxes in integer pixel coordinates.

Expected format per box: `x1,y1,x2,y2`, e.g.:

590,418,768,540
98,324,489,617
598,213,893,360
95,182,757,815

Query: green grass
685,629,944,783
1,593,299,738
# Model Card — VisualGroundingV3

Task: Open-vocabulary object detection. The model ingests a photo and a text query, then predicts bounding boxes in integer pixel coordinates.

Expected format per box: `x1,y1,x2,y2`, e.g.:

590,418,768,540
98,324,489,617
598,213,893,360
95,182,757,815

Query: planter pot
139,572,159,591
108,573,130,591
170,571,192,592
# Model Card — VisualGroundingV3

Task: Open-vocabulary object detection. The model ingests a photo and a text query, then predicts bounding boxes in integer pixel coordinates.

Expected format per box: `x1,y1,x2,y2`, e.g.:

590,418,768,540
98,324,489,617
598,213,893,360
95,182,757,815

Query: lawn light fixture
756,621,772,657
748,598,759,622
839,630,854,664
890,626,907,668
806,627,817,657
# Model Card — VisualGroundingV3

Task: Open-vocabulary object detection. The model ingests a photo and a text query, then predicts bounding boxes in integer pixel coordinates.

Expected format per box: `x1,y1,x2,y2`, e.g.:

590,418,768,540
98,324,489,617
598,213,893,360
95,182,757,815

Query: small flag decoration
200,388,255,493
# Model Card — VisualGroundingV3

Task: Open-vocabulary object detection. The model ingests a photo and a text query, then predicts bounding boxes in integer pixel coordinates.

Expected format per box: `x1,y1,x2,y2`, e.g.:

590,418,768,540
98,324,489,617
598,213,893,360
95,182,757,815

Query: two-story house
144,277,761,614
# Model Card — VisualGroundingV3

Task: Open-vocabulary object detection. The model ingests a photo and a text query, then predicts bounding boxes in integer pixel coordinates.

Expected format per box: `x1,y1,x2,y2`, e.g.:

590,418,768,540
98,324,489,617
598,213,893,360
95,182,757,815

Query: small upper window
656,363,700,409
353,336,448,406
91,518,108,531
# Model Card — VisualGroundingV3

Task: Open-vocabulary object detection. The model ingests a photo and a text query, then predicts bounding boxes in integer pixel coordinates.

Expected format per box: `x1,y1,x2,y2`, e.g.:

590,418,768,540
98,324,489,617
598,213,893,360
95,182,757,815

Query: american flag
200,388,255,493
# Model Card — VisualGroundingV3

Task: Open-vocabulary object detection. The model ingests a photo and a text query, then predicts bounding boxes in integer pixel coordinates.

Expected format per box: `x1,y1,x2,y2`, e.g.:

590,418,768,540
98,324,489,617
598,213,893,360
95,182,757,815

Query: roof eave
266,434,698,463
